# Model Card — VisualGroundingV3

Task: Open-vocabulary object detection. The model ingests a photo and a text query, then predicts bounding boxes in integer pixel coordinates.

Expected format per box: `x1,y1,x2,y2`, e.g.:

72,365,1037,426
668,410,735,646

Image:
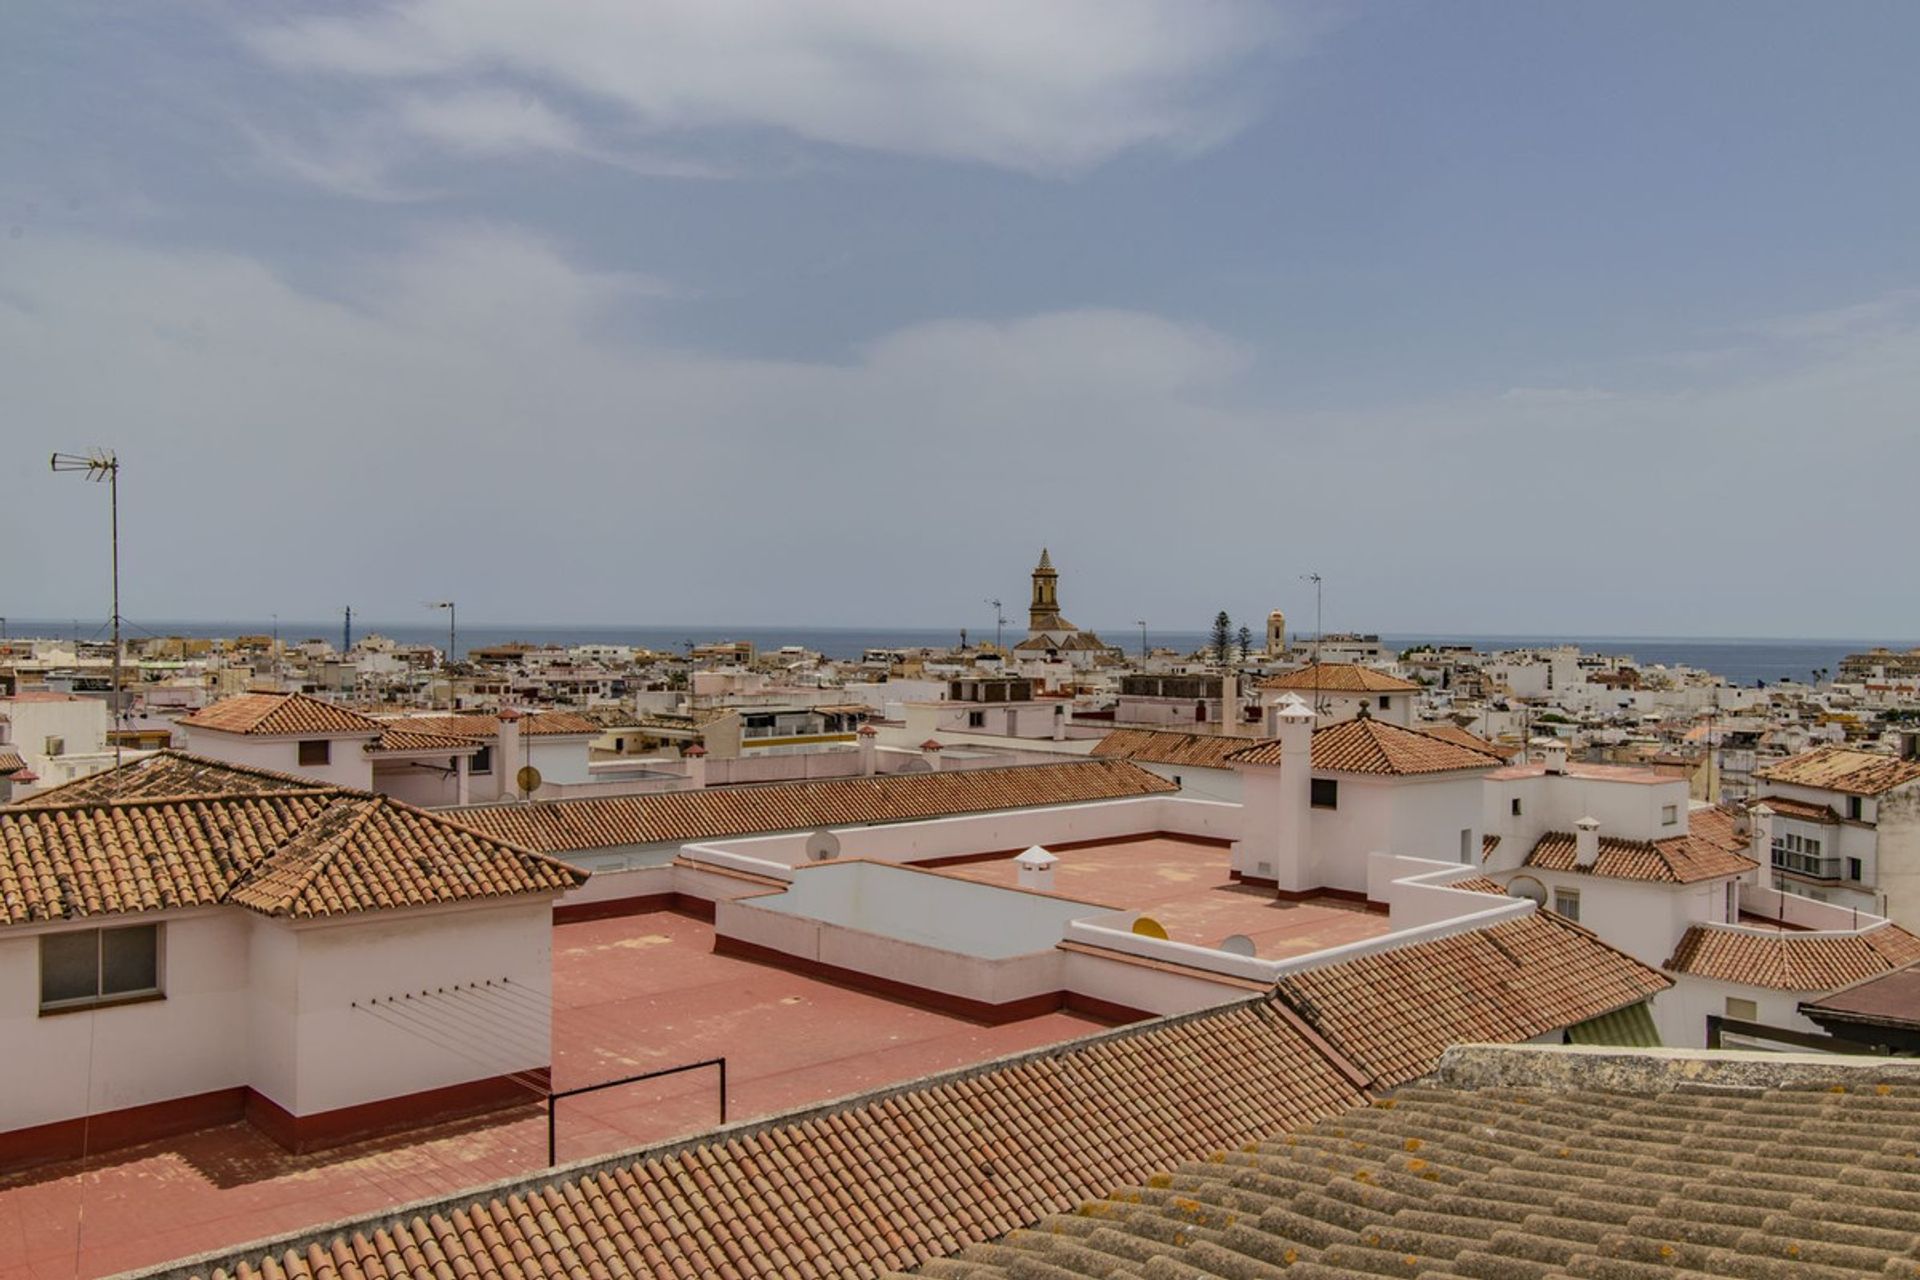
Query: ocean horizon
9,619,1914,689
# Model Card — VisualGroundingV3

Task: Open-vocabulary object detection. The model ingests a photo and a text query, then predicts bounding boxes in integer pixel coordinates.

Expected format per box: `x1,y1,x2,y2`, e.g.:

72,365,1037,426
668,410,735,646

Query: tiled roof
1756,743,1920,795
1259,662,1421,693
904,1072,1920,1278
181,692,385,737
183,996,1368,1280
1752,794,1843,823
375,710,604,739
1800,962,1920,1032
1228,717,1506,775
227,796,585,919
367,727,486,755
1274,909,1671,1087
0,792,583,925
1666,921,1920,991
1092,728,1275,769
6,749,339,807
446,759,1176,854
1417,722,1517,761
1525,821,1757,885
0,749,26,776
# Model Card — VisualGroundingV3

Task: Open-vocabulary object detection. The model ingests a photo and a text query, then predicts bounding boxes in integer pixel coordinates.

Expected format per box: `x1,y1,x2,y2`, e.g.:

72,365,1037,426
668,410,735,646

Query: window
1725,997,1757,1022
1510,797,1522,817
1378,696,1391,710
40,924,161,1012
1725,882,1737,922
1847,857,1863,882
1661,804,1678,826
469,746,492,775
1552,889,1580,922
1310,778,1339,810
1847,796,1863,821
967,710,986,728
1459,828,1473,864
298,739,331,766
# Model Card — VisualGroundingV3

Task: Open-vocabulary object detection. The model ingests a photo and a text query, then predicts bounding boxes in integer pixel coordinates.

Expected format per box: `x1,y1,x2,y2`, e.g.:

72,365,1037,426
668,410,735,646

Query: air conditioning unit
44,736,64,757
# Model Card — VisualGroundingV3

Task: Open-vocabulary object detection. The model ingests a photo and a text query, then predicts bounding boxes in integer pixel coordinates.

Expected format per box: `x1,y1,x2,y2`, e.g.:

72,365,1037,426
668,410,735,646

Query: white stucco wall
275,899,556,1116
0,909,250,1132
1653,974,1818,1049
181,728,377,790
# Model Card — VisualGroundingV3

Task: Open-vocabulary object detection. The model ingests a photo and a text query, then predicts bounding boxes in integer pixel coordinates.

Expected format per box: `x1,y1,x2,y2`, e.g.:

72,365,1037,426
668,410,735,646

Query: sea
12,619,1913,690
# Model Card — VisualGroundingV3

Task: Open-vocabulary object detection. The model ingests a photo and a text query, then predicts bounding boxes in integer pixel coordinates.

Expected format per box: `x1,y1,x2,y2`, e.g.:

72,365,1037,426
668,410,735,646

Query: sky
4,1,1918,640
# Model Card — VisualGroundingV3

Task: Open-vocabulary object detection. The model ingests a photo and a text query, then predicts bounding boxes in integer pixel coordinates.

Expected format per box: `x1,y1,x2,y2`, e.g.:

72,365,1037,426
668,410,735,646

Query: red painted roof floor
0,911,1104,1280
934,834,1393,958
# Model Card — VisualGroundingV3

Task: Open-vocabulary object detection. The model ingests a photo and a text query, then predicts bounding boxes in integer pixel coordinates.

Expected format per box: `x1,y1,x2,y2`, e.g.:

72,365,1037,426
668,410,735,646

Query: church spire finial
1036,547,1053,573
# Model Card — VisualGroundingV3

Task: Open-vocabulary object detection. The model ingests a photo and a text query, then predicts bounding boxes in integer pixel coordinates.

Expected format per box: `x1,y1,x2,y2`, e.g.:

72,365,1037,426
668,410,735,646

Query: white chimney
1574,816,1600,868
1534,736,1568,775
1276,694,1316,888
1220,674,1239,737
857,724,878,775
920,738,945,772
1015,846,1058,892
497,710,523,800
684,742,708,788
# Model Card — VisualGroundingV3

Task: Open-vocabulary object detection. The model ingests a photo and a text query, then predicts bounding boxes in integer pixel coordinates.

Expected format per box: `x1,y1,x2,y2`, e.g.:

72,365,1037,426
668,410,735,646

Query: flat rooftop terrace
0,911,1103,1280
934,834,1392,959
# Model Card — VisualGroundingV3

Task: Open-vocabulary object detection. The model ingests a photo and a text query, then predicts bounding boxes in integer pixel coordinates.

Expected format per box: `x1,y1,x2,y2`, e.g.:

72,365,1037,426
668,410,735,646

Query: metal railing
547,1057,726,1166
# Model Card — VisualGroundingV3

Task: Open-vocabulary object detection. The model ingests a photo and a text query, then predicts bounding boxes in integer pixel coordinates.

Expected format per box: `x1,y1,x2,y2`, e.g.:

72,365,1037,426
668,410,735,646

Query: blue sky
5,2,1917,639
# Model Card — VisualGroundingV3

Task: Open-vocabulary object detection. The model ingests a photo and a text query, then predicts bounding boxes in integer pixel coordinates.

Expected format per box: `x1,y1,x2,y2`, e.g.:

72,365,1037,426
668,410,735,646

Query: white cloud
242,0,1290,174
396,90,589,158
5,229,1917,635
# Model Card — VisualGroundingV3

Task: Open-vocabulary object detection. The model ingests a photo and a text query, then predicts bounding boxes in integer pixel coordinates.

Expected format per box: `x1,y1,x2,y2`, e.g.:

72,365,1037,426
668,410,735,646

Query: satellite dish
804,830,841,862
1217,933,1257,957
1131,915,1169,940
1506,875,1547,906
515,764,543,795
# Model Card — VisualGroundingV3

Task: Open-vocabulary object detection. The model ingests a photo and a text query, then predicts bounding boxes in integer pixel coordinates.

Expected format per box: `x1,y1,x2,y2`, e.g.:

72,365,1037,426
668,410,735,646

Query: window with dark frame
470,746,493,775
967,710,985,728
1310,777,1339,809
40,924,162,1011
298,739,331,766
1848,796,1863,821
1552,888,1581,922
1511,797,1522,816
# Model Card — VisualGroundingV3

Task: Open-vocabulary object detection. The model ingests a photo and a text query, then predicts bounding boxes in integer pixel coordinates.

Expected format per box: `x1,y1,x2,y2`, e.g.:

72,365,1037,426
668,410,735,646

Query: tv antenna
1300,572,1324,717
984,598,1006,652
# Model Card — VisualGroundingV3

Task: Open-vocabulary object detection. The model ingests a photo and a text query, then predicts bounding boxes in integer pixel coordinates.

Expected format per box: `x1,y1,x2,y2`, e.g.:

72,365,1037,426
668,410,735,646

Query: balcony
1771,845,1844,881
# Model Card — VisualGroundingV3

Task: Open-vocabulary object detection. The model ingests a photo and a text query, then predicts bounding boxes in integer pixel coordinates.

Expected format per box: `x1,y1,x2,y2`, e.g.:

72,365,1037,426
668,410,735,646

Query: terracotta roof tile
1756,744,1920,796
1228,717,1506,775
0,791,583,925
368,727,487,755
186,996,1367,1280
905,1073,1920,1278
0,749,26,776
1666,921,1920,991
1752,794,1844,823
1274,910,1670,1087
1258,662,1421,693
6,749,340,806
376,710,603,739
181,692,385,737
1091,729,1270,769
446,760,1175,854
1526,810,1757,885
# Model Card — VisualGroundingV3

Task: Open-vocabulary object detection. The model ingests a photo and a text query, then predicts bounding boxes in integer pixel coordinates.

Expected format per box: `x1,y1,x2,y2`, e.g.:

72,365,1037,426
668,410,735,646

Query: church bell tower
1029,548,1063,633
